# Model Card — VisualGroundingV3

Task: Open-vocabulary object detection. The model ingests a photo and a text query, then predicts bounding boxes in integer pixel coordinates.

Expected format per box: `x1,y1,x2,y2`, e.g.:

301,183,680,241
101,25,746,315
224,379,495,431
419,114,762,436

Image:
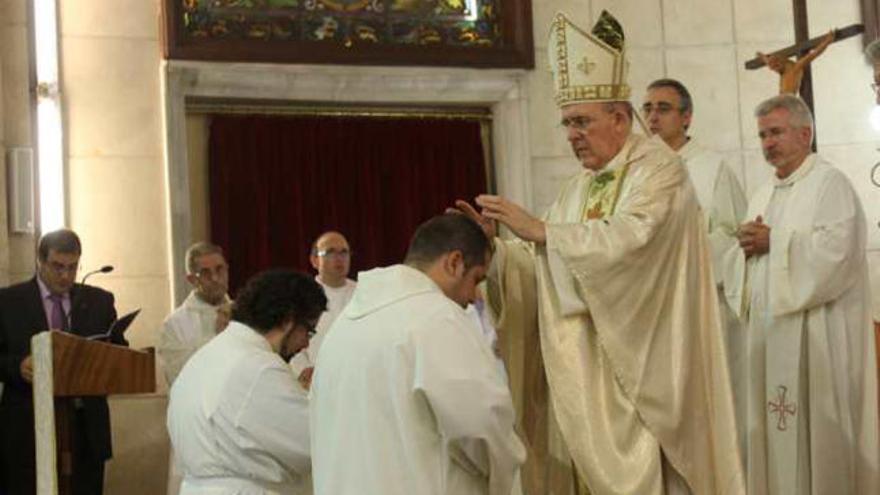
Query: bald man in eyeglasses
289,231,357,390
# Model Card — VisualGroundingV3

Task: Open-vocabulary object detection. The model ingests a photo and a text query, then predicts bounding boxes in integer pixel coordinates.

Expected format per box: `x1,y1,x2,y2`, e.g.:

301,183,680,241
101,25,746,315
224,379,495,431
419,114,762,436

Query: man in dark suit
0,229,125,495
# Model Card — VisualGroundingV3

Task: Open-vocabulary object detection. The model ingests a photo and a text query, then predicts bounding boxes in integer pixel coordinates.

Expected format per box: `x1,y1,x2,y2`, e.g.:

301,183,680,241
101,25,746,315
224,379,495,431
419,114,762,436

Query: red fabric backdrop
208,114,489,294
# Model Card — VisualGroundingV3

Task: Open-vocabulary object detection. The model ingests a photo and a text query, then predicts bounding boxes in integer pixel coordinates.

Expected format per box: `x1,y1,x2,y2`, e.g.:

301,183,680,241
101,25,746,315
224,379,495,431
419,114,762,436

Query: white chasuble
310,265,525,495
722,155,880,495
488,134,744,495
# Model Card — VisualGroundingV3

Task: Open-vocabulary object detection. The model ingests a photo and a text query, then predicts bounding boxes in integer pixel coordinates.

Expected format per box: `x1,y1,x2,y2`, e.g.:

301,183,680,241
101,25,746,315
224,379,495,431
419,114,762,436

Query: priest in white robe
159,242,232,386
167,269,327,495
289,231,356,389
457,11,744,495
722,94,879,494
310,214,525,495
641,78,746,272
159,242,233,495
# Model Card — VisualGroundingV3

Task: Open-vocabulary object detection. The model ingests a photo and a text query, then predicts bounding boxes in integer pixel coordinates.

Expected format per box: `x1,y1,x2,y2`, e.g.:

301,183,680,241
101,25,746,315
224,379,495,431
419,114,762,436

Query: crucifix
744,1,865,148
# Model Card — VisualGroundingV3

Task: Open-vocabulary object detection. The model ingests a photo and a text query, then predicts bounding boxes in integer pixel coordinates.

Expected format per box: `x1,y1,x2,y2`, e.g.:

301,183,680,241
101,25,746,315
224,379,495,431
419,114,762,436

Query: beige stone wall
185,114,211,244
0,0,36,285
59,0,169,352
57,1,172,493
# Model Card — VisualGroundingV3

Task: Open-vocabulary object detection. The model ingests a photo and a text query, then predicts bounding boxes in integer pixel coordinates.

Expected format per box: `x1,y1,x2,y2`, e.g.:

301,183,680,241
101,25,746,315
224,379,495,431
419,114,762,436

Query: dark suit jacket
0,277,126,463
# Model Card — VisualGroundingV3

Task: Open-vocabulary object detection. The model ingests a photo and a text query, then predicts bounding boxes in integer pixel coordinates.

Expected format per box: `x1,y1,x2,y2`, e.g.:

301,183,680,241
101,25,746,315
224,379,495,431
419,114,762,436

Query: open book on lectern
85,309,141,341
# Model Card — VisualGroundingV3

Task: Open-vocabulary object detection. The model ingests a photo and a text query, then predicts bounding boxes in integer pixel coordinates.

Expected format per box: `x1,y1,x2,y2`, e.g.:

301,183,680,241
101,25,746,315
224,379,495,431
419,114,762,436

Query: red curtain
208,114,488,293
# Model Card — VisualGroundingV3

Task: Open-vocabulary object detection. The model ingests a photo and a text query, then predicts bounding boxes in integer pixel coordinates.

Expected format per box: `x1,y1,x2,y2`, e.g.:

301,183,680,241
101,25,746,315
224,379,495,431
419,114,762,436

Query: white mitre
547,10,630,106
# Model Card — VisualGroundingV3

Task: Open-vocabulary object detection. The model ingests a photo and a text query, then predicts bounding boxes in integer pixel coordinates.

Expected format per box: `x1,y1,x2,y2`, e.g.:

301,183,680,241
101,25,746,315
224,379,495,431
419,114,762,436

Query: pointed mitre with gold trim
548,10,630,106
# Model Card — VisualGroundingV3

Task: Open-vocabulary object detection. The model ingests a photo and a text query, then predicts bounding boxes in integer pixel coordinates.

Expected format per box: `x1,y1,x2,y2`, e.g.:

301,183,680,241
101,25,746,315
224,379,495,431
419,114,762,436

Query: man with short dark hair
721,94,879,493
158,241,231,387
0,228,124,495
310,214,525,495
642,78,746,274
167,269,326,494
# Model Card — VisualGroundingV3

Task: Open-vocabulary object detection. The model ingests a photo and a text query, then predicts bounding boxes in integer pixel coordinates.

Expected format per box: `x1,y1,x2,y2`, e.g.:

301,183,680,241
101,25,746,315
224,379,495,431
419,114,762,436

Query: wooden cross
768,385,797,431
743,1,865,149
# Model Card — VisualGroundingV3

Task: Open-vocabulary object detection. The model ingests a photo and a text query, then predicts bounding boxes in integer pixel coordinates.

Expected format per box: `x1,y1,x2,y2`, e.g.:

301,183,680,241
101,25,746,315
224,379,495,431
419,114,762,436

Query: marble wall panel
665,45,741,151
531,155,581,216
0,0,27,26
732,0,795,44
591,0,663,48
628,47,666,106
532,0,594,49
68,156,168,277
60,0,160,39
1,24,32,146
811,37,876,146
735,43,779,150
662,0,734,46
807,0,861,35
62,37,162,158
527,49,570,158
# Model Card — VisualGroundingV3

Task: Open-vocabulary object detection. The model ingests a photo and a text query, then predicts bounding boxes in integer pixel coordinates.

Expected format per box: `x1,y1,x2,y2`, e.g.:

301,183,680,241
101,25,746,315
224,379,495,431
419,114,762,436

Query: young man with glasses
642,79,746,277
0,229,124,495
168,269,326,495
289,231,357,390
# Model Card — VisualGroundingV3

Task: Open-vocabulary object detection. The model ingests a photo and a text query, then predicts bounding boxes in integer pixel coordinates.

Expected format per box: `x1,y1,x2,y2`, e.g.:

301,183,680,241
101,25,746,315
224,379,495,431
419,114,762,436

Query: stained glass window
181,0,503,48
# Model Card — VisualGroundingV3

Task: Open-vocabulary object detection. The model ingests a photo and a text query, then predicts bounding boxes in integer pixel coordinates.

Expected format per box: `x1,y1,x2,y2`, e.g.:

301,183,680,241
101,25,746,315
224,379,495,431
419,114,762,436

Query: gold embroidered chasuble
488,134,745,495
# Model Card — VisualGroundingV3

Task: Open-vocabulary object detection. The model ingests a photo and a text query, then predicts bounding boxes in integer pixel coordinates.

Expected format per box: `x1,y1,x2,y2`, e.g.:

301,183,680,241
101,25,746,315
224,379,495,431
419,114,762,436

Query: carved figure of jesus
757,30,835,94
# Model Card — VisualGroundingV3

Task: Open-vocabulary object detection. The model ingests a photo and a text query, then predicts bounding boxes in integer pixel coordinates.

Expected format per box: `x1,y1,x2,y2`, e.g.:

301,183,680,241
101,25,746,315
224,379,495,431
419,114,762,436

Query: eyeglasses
315,248,351,259
640,102,680,116
299,319,318,338
45,261,80,276
194,264,228,280
559,116,596,131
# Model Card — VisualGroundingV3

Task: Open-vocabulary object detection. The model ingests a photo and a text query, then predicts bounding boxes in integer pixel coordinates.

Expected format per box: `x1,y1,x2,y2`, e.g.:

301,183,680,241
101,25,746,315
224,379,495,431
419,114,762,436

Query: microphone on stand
67,265,114,331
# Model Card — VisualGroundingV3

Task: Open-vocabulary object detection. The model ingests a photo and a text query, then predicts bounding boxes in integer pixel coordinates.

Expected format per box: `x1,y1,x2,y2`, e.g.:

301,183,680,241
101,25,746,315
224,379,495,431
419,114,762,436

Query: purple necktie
49,294,69,332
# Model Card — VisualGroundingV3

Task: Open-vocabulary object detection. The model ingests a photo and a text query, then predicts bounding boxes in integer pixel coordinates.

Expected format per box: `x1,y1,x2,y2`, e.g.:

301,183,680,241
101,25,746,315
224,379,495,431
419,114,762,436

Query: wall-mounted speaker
6,147,35,234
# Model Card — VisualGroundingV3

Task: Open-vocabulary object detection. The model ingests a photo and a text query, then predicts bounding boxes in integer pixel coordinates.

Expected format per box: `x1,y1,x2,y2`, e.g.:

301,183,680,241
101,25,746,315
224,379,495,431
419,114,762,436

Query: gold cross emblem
577,57,596,75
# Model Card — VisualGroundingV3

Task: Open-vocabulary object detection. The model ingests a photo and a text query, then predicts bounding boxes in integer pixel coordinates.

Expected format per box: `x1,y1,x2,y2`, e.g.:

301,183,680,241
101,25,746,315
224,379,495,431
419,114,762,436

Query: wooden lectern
30,331,155,495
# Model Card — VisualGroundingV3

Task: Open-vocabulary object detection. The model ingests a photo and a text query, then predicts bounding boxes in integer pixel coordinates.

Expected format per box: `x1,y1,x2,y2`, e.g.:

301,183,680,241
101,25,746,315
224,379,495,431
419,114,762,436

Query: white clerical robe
487,134,744,495
160,291,231,495
678,138,746,274
721,155,880,495
158,290,231,386
168,321,312,495
310,265,525,495
289,278,356,376
679,138,749,459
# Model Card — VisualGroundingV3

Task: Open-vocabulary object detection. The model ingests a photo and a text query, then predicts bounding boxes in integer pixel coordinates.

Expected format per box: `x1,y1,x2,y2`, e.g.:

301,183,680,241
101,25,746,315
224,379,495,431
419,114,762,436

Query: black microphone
67,265,114,331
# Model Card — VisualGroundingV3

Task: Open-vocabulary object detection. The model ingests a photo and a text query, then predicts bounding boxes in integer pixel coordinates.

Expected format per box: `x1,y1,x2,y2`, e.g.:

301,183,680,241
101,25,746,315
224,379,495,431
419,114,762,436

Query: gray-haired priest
722,94,879,494
456,11,744,495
